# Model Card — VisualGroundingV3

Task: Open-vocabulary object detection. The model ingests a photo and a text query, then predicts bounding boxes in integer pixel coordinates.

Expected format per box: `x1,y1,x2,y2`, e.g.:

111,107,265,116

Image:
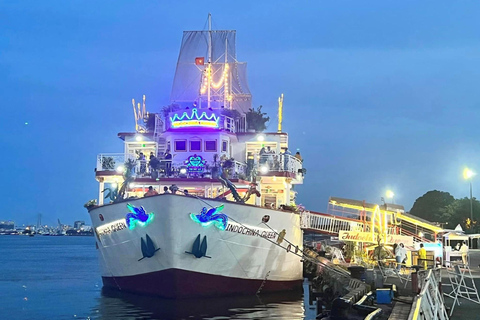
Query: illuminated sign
190,205,228,230
96,219,128,237
385,234,413,247
339,231,413,246
170,108,219,128
125,203,154,230
339,231,377,243
185,154,206,173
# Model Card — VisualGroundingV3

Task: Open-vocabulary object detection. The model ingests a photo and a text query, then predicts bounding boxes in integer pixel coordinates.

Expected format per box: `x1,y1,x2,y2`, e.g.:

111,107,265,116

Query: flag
195,57,205,65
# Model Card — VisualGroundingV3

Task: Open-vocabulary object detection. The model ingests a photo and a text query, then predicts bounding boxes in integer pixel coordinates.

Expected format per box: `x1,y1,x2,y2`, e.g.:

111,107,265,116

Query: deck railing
257,154,303,177
96,153,135,171
301,211,365,234
220,115,235,133
408,268,448,320
96,152,302,180
96,153,247,179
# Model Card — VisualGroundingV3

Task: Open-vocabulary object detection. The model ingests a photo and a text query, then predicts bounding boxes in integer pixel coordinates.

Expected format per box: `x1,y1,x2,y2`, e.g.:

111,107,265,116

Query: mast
277,93,284,133
207,13,212,109
224,37,228,109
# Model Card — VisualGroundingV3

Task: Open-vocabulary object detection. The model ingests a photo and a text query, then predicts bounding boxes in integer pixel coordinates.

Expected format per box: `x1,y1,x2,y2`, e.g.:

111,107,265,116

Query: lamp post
463,168,475,222
386,190,395,204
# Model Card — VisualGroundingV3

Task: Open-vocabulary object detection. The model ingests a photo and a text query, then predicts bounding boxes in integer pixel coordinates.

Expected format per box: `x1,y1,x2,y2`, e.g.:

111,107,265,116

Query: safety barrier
407,268,449,320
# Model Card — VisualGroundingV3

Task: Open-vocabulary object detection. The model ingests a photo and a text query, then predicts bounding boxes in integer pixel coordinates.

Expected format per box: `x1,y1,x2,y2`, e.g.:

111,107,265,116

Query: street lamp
463,168,475,222
386,190,395,204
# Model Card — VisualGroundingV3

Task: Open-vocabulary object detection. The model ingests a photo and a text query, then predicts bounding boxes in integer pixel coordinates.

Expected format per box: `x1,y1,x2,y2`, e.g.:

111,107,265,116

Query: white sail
170,30,252,114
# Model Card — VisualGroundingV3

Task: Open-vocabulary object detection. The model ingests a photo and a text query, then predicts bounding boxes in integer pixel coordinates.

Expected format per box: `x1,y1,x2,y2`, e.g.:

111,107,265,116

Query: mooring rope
256,270,271,295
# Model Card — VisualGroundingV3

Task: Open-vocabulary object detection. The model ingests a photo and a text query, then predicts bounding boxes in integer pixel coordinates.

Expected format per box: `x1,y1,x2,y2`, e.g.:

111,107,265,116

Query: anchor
138,234,160,261
185,234,211,258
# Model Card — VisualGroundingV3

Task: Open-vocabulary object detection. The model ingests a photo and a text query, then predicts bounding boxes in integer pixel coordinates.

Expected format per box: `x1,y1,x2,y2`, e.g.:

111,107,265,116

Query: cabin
95,106,304,210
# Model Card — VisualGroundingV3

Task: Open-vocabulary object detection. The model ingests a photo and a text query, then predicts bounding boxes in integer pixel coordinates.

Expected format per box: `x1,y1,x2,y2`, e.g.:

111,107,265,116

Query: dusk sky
2,1,480,226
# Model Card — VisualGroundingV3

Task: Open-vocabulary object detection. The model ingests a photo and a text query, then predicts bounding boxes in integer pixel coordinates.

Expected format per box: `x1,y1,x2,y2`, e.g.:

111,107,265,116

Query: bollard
410,265,421,294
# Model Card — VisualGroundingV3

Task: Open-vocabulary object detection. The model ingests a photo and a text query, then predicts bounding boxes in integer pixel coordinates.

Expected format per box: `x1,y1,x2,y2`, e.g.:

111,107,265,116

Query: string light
199,64,231,99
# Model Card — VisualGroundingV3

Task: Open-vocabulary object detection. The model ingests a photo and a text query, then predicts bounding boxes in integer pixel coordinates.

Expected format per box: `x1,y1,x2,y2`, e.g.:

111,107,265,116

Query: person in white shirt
395,243,407,271
460,241,469,266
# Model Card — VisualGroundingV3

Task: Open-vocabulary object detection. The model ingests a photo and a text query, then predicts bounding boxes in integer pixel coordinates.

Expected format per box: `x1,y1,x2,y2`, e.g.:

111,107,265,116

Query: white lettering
224,221,277,239
96,219,128,237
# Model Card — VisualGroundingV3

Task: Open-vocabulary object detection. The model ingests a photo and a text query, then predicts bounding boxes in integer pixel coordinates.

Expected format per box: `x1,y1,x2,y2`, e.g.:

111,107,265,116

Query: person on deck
295,151,303,162
259,146,267,165
418,243,427,270
266,146,274,168
395,243,407,271
164,150,172,176
138,152,147,175
144,186,158,197
282,148,291,170
461,241,469,266
149,154,159,175
163,186,170,194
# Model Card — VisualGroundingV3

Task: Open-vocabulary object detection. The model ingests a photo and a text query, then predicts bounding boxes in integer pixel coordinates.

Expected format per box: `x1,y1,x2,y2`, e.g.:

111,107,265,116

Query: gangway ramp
301,211,364,235
301,197,443,243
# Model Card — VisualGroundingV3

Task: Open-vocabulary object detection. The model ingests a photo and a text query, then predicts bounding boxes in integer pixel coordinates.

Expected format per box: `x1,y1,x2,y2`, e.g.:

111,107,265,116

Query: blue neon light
185,154,207,173
125,203,154,230
190,205,228,230
170,108,219,128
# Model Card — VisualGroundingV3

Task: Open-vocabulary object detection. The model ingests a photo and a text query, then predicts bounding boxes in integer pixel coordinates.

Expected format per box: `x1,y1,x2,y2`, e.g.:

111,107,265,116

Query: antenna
132,98,138,131
207,13,212,109
37,213,42,230
132,96,148,132
142,95,147,120
277,93,284,133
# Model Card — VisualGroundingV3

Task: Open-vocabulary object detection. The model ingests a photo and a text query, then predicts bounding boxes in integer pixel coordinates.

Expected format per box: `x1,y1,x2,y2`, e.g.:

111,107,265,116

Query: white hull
89,194,303,297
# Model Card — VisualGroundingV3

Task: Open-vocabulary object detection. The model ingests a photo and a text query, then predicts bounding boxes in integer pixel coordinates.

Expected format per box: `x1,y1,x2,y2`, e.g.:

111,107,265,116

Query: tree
221,108,242,120
443,197,480,233
246,106,269,132
409,190,455,222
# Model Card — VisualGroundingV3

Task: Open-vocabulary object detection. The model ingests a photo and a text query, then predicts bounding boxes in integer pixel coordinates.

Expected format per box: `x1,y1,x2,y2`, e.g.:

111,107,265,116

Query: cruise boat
87,15,306,298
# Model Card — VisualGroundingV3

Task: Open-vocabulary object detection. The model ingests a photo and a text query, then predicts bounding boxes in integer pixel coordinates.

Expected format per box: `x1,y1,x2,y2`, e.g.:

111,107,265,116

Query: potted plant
246,106,269,132
101,157,115,170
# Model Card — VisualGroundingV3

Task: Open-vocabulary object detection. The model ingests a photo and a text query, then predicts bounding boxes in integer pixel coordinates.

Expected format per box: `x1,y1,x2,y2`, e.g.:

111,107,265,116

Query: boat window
205,140,217,152
222,140,228,152
190,140,202,152
174,140,187,152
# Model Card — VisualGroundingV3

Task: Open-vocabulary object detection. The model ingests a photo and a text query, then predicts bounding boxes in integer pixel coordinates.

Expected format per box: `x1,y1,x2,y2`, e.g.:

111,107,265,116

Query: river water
0,236,315,319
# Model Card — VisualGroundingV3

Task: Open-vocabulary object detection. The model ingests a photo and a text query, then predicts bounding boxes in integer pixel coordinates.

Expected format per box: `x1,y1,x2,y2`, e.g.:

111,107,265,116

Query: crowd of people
144,184,189,197
134,145,304,179
258,146,303,171
136,150,173,177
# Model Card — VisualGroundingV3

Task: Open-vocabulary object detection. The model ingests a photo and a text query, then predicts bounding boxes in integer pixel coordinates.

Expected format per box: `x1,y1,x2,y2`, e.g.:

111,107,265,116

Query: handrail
257,154,302,175
301,211,364,234
407,268,448,320
308,211,365,223
96,153,247,179
399,228,433,244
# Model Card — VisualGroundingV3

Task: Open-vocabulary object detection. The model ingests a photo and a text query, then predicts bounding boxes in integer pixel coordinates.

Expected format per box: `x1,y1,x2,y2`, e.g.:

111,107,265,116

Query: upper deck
94,108,305,208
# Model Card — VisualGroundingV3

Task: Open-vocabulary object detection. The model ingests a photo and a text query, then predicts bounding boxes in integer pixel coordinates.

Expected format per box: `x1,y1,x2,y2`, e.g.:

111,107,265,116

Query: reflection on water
0,237,314,319
91,288,308,320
